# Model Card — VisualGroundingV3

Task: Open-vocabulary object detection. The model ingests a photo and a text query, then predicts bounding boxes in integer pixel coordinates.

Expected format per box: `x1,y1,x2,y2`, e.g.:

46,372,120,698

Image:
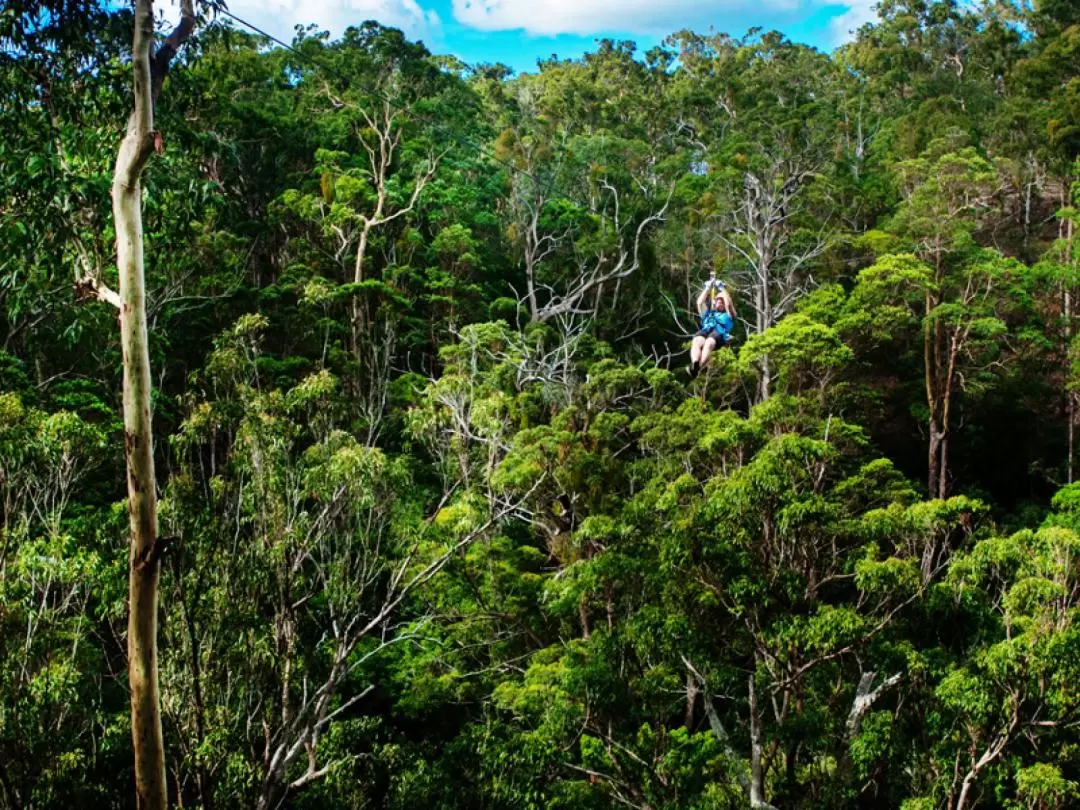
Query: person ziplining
689,274,735,377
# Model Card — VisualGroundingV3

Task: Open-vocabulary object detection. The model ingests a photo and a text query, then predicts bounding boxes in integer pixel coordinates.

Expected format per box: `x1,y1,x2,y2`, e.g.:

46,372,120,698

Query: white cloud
451,0,876,42
161,0,441,44
451,0,750,36
828,0,878,44
155,0,876,54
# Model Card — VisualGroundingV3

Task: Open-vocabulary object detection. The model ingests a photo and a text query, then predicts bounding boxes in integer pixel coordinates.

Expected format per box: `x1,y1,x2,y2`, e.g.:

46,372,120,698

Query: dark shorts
695,328,729,344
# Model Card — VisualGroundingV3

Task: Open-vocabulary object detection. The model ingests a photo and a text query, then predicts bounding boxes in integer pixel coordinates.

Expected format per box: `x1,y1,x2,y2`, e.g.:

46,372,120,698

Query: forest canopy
2,0,1080,808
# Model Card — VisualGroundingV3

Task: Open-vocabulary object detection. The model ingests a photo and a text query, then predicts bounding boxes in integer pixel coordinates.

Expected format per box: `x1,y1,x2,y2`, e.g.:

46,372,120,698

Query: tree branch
535,187,672,322
74,274,121,310
150,0,196,101
845,671,902,742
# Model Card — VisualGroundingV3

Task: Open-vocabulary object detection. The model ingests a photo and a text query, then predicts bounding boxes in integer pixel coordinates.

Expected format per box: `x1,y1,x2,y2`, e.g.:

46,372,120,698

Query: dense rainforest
3,0,1080,807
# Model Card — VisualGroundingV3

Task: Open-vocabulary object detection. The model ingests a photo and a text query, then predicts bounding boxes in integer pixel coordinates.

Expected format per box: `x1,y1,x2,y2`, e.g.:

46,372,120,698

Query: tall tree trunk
115,5,165,799
749,668,767,808
937,430,950,500
684,670,699,730
756,259,771,402
924,285,952,499
179,576,214,810
1070,386,1075,486
113,3,195,808
928,424,941,498
925,290,939,497
758,355,772,403
1067,217,1075,483
350,220,374,365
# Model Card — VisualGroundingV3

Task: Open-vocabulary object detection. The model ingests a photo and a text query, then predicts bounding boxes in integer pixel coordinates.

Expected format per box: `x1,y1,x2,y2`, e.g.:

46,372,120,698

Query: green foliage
5,4,1080,809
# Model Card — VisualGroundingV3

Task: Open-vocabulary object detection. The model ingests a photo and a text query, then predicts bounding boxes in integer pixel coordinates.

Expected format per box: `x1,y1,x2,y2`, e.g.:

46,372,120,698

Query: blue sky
183,0,879,73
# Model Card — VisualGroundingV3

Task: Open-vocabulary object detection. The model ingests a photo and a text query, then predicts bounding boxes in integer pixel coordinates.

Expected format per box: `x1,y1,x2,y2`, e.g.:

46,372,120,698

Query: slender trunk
853,100,864,182
749,669,767,808
784,738,798,795
938,430,950,500
525,243,540,323
928,293,937,494
937,321,967,500
758,354,772,403
955,699,1019,810
116,4,166,801
1070,390,1075,486
956,773,976,810
924,287,945,498
1023,178,1033,240
755,269,767,335
118,157,167,810
684,671,698,730
351,222,373,364
174,767,184,809
118,152,167,810
928,419,947,499
114,3,195,807
927,430,937,498
605,582,615,631
180,581,213,810
756,263,771,402
1067,218,1075,483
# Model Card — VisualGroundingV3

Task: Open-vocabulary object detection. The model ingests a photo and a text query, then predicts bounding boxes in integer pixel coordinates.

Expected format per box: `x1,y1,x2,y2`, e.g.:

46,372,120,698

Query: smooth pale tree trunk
754,264,772,403
115,4,166,798
350,219,374,361
1066,216,1075,484
111,2,195,807
924,282,953,501
1067,279,1074,485
748,662,775,809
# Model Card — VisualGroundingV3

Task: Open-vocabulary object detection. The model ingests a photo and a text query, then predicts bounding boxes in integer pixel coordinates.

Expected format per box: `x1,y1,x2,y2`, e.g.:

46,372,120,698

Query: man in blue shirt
689,281,734,377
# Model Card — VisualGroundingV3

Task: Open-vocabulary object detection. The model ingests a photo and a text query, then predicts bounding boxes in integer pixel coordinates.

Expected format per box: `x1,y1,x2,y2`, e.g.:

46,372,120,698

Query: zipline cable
214,9,724,336
215,8,594,212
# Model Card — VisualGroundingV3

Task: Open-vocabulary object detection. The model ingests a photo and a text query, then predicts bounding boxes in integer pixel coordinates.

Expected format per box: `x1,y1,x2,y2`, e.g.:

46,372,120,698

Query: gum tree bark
109,2,196,807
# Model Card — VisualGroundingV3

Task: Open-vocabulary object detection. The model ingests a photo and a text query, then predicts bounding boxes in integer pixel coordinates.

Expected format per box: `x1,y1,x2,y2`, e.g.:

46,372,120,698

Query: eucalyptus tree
665,32,841,400
856,142,1028,498
160,314,534,808
274,24,480,435
0,393,109,810
497,133,672,328
73,2,200,806
0,0,129,382
903,508,1080,809
452,328,980,809
301,25,443,364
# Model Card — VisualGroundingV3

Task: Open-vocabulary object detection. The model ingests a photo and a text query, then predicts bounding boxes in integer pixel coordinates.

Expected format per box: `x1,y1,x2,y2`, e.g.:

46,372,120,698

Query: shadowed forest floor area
2,0,1080,807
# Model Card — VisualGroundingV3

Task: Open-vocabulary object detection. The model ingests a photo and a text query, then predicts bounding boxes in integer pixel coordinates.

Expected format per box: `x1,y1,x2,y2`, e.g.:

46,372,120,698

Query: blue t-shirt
700,308,733,338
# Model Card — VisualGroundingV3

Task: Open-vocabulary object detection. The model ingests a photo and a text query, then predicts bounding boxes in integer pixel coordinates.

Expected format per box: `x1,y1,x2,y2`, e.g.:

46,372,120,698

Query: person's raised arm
722,288,736,320
696,285,711,316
